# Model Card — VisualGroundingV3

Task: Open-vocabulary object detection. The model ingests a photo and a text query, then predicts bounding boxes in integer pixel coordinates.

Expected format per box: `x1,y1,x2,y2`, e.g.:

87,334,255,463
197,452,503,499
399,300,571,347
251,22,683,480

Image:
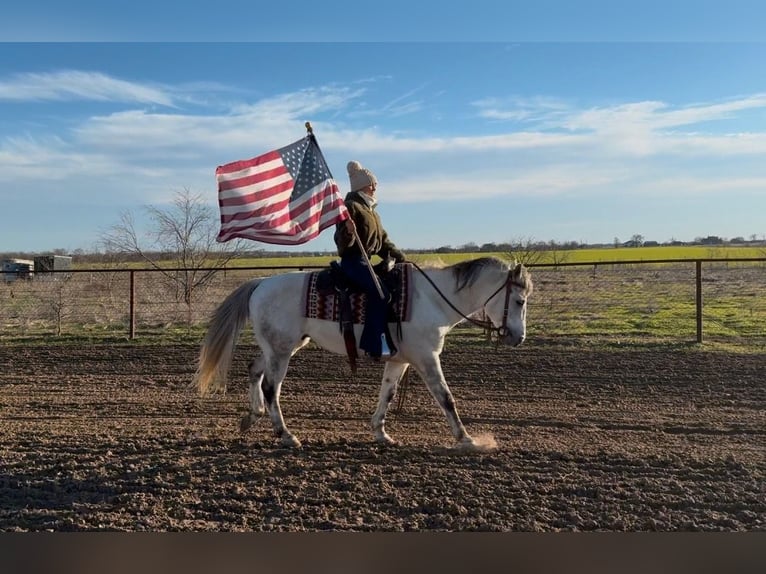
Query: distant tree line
3,233,766,264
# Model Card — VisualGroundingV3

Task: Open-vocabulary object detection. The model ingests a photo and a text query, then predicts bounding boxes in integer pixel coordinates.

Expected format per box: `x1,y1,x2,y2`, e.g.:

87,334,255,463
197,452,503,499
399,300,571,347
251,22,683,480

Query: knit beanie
347,160,378,192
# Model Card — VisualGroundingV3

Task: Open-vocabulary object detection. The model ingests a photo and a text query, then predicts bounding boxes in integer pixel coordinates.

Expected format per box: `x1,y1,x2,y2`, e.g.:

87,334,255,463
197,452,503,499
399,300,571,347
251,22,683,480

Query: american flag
215,135,348,244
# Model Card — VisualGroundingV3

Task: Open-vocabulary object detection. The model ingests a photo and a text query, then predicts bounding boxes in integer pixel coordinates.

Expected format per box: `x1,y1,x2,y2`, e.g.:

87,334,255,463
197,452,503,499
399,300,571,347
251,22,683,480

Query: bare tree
505,236,546,266
101,188,245,322
547,240,572,268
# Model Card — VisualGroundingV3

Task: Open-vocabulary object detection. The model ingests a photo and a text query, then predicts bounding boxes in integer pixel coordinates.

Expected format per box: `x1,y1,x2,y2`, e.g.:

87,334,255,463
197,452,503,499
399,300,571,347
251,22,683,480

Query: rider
334,160,406,359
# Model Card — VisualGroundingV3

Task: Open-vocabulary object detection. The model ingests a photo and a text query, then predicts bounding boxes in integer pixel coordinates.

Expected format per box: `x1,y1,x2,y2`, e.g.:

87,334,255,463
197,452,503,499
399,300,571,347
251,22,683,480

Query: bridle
482,268,527,340
410,262,526,342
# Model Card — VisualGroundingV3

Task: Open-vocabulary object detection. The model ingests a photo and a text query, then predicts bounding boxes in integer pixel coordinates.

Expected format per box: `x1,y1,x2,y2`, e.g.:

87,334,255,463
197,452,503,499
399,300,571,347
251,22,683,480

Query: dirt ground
1,337,764,531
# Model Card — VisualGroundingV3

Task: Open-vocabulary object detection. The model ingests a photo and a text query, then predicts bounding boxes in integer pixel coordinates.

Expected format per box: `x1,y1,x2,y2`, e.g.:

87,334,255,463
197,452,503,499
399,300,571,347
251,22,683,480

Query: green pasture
226,245,765,269
548,245,765,264
70,245,765,270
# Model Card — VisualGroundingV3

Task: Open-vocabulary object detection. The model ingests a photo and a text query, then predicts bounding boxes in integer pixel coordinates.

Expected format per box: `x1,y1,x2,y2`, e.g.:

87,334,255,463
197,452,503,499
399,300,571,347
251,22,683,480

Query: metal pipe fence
1,259,764,346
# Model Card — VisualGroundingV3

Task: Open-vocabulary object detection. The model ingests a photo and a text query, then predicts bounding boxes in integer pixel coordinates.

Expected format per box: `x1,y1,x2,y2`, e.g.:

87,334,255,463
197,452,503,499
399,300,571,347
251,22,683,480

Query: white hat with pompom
347,160,378,192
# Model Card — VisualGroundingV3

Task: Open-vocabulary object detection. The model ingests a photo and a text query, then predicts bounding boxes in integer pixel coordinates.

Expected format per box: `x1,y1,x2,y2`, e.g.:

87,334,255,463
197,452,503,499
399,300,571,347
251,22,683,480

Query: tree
629,234,645,247
101,188,246,322
505,236,546,266
547,240,572,267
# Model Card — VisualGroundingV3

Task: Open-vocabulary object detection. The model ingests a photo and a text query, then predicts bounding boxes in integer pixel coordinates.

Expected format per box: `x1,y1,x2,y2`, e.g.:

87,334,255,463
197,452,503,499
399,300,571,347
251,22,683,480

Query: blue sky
2,3,766,254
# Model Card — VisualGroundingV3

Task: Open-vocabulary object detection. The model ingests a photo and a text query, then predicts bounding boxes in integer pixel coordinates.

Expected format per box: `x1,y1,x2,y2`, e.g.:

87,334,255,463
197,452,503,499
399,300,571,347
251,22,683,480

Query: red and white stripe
215,151,348,245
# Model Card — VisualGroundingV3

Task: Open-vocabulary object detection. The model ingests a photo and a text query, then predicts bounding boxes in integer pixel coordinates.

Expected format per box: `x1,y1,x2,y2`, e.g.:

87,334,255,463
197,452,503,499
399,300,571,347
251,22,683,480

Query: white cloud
230,86,366,120
471,94,766,157
387,165,620,202
637,175,766,196
349,85,426,119
3,75,766,213
0,70,176,106
473,95,570,124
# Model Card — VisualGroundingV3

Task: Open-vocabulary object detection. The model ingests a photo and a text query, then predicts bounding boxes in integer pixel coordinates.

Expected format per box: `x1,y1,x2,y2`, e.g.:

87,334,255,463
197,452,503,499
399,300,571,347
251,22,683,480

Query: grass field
542,245,766,264
68,245,766,270
224,245,766,269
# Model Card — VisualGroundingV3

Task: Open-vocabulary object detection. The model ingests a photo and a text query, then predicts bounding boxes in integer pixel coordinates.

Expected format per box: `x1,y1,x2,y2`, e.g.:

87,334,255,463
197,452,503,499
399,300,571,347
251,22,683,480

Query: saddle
305,260,411,374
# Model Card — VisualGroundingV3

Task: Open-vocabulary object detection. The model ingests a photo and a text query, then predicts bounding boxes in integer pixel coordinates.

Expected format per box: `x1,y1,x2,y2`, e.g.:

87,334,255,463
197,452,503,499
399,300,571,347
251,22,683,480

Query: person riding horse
333,160,406,359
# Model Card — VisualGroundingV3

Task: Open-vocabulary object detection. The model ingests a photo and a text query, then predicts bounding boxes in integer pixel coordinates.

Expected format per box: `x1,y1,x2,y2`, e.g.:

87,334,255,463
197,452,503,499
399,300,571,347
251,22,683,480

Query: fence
1,259,764,346
529,258,765,346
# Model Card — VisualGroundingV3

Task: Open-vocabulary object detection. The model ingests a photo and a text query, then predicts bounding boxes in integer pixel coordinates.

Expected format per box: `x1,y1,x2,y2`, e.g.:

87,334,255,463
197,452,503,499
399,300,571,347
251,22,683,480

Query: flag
215,135,348,244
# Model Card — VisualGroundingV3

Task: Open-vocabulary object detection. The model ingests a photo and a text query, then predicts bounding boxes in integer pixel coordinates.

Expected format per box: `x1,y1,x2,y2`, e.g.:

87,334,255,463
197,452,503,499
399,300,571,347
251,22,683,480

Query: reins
409,261,523,342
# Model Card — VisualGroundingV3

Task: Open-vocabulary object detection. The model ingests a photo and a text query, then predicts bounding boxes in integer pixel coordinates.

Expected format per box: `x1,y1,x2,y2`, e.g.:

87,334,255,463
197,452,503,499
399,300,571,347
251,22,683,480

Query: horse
192,256,533,451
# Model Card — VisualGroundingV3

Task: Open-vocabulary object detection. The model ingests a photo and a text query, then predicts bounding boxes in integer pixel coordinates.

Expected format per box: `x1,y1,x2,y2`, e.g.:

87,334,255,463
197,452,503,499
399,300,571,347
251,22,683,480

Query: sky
1,2,766,254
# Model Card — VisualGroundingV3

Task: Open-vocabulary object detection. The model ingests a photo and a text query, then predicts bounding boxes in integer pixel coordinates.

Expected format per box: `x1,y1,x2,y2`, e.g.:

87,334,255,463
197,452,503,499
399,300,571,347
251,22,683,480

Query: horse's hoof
239,413,256,433
456,434,497,453
375,433,396,446
280,434,302,448
452,435,480,452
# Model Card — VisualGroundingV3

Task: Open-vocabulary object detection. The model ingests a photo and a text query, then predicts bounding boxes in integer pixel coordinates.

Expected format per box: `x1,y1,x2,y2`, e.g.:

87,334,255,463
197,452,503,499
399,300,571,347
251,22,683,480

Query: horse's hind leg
241,337,311,434
240,355,266,433
371,361,409,444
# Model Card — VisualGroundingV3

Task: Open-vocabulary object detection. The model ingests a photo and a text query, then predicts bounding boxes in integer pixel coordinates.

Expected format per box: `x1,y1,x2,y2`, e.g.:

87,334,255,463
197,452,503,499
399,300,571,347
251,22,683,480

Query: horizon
2,6,765,255
3,233,765,260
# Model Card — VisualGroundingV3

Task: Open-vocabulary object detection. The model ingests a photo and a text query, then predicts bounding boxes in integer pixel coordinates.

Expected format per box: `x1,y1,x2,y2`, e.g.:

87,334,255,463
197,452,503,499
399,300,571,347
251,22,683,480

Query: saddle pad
303,262,412,324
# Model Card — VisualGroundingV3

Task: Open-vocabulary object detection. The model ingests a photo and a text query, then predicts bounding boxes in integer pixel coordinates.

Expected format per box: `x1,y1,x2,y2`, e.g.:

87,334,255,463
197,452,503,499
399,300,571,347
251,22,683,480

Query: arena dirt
1,338,764,531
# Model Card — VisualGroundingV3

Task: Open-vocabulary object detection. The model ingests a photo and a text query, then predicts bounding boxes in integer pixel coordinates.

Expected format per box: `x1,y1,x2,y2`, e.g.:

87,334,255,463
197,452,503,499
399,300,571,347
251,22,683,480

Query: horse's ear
512,263,522,278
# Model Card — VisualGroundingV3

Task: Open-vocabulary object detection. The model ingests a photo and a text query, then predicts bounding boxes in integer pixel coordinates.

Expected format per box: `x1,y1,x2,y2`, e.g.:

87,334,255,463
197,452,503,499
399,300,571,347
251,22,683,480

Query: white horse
192,256,533,450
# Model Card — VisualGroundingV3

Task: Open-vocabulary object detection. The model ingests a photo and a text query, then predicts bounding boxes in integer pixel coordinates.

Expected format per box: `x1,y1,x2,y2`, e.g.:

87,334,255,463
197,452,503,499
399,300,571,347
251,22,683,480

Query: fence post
695,260,703,343
129,270,136,340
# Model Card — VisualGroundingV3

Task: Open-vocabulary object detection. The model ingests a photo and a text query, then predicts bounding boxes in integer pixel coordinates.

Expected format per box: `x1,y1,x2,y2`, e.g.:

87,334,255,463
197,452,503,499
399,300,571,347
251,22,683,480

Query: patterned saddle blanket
302,262,413,324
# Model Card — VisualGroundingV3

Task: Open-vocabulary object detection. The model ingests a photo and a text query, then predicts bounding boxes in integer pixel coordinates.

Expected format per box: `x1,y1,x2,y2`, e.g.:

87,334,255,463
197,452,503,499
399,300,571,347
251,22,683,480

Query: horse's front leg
257,349,301,448
414,354,474,448
371,361,410,444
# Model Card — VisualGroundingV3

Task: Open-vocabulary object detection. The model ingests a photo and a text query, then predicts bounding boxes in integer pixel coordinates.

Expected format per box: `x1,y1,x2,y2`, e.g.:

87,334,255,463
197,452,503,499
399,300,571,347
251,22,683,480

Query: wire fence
1,259,765,346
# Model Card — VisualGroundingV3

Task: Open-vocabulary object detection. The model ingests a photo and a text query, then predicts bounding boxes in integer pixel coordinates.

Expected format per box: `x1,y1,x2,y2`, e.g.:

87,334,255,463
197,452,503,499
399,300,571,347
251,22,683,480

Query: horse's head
484,262,533,347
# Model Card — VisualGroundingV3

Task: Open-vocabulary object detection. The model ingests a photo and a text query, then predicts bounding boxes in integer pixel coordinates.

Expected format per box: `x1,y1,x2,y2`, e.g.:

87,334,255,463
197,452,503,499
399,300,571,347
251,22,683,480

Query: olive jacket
334,191,405,262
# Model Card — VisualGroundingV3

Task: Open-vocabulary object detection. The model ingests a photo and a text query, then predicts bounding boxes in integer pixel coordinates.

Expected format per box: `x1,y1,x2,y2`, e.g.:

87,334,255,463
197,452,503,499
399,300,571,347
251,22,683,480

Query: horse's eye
516,299,526,307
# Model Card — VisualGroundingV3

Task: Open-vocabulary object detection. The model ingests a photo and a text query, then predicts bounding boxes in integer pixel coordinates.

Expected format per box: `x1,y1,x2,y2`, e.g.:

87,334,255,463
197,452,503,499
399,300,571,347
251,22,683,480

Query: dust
472,433,498,451
452,433,498,453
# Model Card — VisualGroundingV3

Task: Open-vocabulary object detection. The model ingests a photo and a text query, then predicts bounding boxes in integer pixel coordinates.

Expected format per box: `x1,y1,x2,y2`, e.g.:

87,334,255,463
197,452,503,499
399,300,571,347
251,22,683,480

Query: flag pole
350,223,387,301
305,122,386,301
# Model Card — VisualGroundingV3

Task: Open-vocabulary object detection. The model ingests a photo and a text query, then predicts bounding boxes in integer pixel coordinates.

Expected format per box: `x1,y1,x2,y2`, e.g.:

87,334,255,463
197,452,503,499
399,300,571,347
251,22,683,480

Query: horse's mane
417,256,533,294
449,257,511,292
514,263,533,294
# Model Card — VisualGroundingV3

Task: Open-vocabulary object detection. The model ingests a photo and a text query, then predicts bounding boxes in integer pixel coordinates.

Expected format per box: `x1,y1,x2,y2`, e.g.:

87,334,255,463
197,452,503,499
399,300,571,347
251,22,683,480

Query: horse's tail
192,278,262,396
